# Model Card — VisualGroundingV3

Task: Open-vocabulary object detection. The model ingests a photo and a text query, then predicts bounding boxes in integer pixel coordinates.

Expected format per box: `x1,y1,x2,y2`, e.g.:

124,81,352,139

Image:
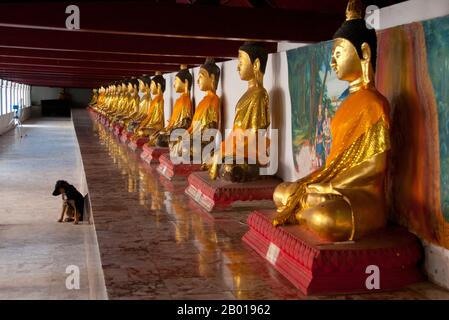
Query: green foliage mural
287,41,348,177
423,16,449,221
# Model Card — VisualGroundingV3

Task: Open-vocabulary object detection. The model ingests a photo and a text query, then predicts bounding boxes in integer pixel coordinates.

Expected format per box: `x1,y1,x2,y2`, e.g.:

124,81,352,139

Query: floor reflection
90,117,307,299
78,110,449,300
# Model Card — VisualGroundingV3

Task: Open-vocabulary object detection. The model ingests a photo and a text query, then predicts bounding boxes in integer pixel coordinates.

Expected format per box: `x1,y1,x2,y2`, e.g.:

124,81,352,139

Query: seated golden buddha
149,65,193,148
99,83,118,117
106,82,127,119
93,86,106,112
171,58,220,164
209,42,270,182
117,78,147,128
126,75,152,133
111,79,139,125
108,82,125,117
273,0,391,242
132,72,166,139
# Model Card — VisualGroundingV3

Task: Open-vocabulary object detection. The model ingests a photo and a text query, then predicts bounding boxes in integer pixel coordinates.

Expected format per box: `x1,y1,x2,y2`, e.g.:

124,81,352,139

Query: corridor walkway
0,117,106,299
73,109,449,300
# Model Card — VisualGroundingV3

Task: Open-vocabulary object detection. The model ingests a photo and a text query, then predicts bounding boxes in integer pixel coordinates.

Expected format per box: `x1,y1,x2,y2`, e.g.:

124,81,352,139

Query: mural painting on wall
287,41,348,179
287,14,449,249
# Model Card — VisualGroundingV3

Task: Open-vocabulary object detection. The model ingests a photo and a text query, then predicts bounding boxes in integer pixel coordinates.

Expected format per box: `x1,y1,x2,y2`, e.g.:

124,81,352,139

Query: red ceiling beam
0,2,343,43
1,76,107,88
0,47,213,65
0,71,123,81
0,26,277,60
0,62,175,75
0,56,180,73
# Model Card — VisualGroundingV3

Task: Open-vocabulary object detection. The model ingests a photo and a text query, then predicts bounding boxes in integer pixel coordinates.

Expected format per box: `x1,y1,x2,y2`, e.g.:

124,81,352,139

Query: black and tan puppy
52,180,84,224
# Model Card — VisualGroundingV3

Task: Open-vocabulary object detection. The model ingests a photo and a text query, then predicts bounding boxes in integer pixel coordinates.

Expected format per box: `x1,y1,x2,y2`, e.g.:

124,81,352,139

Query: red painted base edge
140,145,169,164
120,131,133,144
129,137,149,151
242,210,424,295
185,171,282,212
157,153,203,180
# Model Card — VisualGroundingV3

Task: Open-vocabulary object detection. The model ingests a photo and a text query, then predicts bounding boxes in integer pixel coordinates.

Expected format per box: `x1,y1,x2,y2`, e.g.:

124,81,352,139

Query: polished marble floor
72,109,449,300
0,117,107,299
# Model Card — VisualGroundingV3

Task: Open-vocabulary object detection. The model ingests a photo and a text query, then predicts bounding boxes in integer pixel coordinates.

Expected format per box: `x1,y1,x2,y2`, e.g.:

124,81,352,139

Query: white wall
379,0,449,30
0,107,32,136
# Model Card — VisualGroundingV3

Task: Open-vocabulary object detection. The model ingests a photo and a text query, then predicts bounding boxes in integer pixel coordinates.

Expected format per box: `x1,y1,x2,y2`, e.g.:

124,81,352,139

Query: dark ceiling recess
0,0,406,88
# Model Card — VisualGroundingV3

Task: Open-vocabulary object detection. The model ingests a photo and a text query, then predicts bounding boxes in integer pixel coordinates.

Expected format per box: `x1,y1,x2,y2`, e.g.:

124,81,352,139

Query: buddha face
331,38,363,82
150,80,159,95
174,76,187,93
198,68,215,92
138,79,145,92
237,50,255,81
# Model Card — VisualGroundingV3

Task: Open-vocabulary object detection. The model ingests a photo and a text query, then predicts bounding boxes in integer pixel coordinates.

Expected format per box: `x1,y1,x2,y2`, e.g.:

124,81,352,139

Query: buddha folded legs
273,0,391,242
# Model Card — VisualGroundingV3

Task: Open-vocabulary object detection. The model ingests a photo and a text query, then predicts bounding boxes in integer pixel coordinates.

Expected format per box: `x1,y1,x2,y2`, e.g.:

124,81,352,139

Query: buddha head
174,64,192,94
121,82,127,93
139,74,151,93
331,0,377,87
127,78,138,94
237,42,268,85
198,58,220,93
150,71,166,96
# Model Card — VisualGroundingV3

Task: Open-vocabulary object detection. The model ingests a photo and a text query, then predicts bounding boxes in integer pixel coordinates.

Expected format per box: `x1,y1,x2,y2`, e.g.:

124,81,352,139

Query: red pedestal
243,210,423,295
113,124,124,137
120,131,133,144
140,145,169,164
157,153,203,180
185,171,282,212
128,137,149,151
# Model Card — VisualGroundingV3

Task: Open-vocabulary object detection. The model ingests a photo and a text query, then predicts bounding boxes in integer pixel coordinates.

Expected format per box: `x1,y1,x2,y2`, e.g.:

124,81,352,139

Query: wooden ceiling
0,0,405,88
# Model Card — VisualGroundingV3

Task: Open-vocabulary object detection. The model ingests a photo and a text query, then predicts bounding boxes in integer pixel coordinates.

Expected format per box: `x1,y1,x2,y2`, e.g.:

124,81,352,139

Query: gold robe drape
273,87,391,240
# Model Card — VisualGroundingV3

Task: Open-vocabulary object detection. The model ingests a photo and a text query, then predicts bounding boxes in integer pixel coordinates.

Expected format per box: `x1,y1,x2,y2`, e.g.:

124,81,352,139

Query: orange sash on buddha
166,93,192,131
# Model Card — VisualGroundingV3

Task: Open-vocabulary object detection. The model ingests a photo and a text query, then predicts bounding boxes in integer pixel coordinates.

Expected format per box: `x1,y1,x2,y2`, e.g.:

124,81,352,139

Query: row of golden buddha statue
89,0,392,243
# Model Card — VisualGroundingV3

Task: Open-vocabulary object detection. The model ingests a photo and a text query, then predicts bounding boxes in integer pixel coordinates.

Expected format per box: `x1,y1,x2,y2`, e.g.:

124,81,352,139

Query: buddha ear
361,42,372,87
253,58,261,73
361,42,371,64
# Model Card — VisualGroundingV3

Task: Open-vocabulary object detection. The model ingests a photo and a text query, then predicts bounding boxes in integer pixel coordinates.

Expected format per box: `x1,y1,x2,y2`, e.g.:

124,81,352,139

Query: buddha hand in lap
272,0,391,242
